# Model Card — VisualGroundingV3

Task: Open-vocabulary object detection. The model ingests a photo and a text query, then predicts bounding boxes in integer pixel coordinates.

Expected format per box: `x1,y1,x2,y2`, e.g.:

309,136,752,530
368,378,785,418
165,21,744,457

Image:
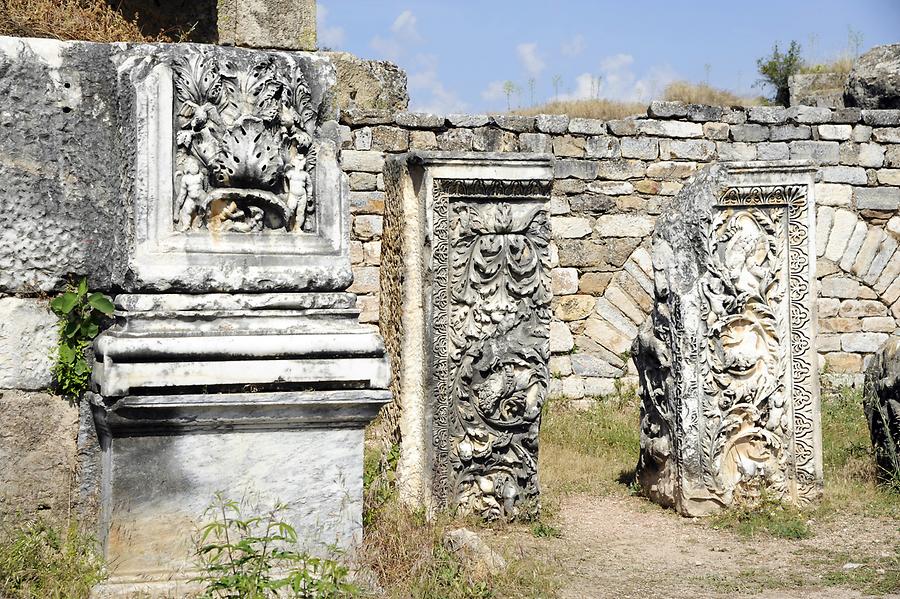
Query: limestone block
585,136,621,159
549,197,570,216
748,106,790,124
0,298,57,390
791,106,834,123
789,140,840,164
730,124,769,142
492,115,534,133
814,183,853,207
549,355,573,376
648,101,688,118
855,187,900,211
594,298,639,338
596,159,646,180
571,354,623,378
821,166,868,184
349,172,377,191
758,142,790,161
658,139,715,161
873,128,900,143
535,114,569,134
636,120,703,138
342,150,386,173
437,129,475,152
862,110,900,126
395,112,446,129
852,228,887,277
770,125,811,141
594,215,654,238
863,337,900,481
382,152,553,520
583,318,631,354
552,217,592,239
552,136,586,157
0,391,78,520
716,142,758,161
845,44,900,109
554,295,596,321
854,124,874,142
579,272,612,295
646,161,698,179
859,143,886,167
568,118,607,135
554,159,598,180
864,236,898,286
818,124,853,140
703,122,730,140
409,130,438,150
607,119,639,136
824,209,858,261
551,268,580,295
816,206,835,257
839,222,870,272
843,332,890,352
327,52,409,113
820,276,860,298
520,133,553,154
877,169,900,185
217,0,316,50
825,351,864,372
372,126,410,152
863,316,896,332
588,181,634,196
839,300,888,318
448,114,490,127
621,137,659,159
561,377,586,399
549,321,575,353
634,161,821,517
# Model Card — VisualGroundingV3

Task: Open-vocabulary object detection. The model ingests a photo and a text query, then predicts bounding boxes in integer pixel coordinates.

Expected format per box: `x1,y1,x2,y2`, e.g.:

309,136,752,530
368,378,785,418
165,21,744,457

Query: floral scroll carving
431,180,552,520
172,50,318,233
635,172,820,516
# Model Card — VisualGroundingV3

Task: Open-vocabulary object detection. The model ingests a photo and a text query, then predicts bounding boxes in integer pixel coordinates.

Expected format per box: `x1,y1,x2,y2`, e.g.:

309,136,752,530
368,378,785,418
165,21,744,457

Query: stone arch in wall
550,204,900,398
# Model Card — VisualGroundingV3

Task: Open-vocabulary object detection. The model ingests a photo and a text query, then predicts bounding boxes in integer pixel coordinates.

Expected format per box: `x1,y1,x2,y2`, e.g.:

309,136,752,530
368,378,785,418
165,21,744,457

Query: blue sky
317,1,900,114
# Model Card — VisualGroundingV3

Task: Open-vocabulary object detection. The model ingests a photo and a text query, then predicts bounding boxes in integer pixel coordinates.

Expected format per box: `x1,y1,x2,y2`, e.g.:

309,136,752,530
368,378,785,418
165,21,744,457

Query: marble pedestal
91,293,390,593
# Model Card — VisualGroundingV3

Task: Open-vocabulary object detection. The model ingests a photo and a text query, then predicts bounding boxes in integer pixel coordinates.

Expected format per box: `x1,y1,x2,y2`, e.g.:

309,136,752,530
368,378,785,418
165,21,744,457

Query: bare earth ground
485,493,899,599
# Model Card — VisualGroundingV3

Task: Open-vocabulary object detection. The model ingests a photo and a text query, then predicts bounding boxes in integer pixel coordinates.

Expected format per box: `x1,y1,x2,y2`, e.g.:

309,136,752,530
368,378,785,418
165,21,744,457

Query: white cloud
516,42,545,77
561,34,585,58
481,80,506,102
316,4,345,49
557,54,677,103
391,9,421,42
370,35,403,62
408,54,467,114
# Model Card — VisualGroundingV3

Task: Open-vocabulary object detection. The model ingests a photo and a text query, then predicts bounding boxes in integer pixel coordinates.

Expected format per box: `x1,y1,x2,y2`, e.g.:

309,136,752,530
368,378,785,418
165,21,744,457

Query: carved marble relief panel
635,163,821,517
431,178,552,520
172,50,318,234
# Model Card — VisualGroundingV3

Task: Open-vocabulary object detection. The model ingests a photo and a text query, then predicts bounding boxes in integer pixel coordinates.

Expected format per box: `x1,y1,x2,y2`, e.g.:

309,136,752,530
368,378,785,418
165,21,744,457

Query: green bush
193,494,359,598
756,40,803,106
49,277,114,398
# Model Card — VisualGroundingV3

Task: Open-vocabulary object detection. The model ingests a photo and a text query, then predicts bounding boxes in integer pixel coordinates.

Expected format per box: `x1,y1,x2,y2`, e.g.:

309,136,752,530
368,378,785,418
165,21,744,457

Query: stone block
554,295,596,321
788,140,840,164
825,352,864,372
567,194,615,214
348,266,380,294
561,377,586,399
607,119,639,136
585,136,621,159
349,191,385,215
371,126,409,152
873,128,900,143
551,268,580,295
217,0,316,50
730,124,769,142
648,101,687,118
770,125,811,141
353,127,373,150
839,299,888,318
557,238,640,269
447,114,490,127
492,115,534,132
686,104,725,122
352,215,383,241
595,297,639,337
824,209,858,261
853,228,888,276
342,150,386,173
553,135,587,157
818,124,853,140
758,142,790,160
596,159,646,180
716,142,757,161
571,354,624,378
549,197,570,216
536,114,570,134
0,298,57,390
327,53,409,113
472,128,518,152
821,166,868,184
588,181,634,196
721,107,748,124
645,161,698,179
568,118,607,135
636,120,703,138
816,206,834,258
583,318,632,354
594,215,654,238
863,337,900,480
552,217,593,239
831,108,862,123
658,139,716,161
436,129,475,151
703,122,729,140
748,106,789,124
877,169,900,185
349,171,377,191
554,159,598,180
855,187,900,210
549,355,573,376
814,183,853,206
579,272,612,295
863,316,896,332
843,332,890,353
840,222,870,271
395,112,446,129
790,106,834,124
853,124,874,142
549,321,575,353
621,137,659,159
519,132,553,154
862,110,900,126
858,143,886,167
409,130,438,150
0,391,78,520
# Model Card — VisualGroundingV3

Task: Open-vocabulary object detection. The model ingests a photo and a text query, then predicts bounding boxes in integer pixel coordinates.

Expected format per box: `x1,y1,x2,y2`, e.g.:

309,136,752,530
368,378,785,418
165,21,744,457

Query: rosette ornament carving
172,51,318,233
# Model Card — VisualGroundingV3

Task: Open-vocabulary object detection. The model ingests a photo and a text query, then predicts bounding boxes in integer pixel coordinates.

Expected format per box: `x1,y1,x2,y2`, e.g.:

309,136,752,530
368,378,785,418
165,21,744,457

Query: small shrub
0,519,105,599
193,493,359,598
529,521,561,539
710,491,811,540
756,40,803,106
50,278,114,398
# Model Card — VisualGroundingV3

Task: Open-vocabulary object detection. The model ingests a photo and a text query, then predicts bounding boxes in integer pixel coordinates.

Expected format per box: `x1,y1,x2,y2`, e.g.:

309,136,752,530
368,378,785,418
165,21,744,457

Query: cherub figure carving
175,156,208,231
284,154,313,231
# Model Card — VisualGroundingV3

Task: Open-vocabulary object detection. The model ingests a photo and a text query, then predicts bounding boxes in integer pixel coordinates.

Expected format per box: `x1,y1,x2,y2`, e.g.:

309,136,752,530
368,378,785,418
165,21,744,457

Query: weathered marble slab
382,152,553,520
634,161,822,516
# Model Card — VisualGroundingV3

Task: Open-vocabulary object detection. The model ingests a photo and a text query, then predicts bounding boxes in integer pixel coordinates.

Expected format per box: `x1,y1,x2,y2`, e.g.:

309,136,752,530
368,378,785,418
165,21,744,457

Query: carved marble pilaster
634,161,822,516
382,152,553,520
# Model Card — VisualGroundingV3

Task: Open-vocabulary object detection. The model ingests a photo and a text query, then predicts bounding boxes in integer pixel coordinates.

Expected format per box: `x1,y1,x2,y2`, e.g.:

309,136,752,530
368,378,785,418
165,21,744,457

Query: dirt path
491,494,900,599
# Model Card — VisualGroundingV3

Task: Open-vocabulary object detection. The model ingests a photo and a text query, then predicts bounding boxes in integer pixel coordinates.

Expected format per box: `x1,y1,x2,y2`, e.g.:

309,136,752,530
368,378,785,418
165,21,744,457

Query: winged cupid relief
171,50,318,233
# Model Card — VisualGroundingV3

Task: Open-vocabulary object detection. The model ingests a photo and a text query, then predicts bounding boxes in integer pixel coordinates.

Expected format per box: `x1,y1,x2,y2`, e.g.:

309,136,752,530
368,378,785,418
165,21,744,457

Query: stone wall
339,103,900,394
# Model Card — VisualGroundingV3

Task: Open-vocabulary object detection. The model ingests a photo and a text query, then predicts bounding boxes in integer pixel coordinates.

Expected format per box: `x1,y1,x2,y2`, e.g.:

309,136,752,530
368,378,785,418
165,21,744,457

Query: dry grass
0,0,175,42
800,56,855,76
514,98,648,120
662,80,763,106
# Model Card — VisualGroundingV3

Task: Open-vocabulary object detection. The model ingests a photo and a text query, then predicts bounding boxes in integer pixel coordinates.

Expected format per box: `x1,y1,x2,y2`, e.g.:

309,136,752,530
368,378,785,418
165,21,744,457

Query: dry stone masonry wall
340,103,900,396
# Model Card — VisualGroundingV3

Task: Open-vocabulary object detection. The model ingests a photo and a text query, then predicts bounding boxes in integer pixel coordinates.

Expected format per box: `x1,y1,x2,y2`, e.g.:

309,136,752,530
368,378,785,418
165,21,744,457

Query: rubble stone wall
340,103,900,396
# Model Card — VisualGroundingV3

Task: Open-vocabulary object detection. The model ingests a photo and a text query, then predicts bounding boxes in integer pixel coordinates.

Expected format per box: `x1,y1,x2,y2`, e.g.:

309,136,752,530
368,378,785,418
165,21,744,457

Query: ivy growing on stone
49,278,114,398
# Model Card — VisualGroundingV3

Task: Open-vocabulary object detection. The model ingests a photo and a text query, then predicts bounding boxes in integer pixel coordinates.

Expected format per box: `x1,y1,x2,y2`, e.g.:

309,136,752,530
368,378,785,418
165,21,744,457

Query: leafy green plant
49,278,114,398
709,490,811,540
529,521,561,539
0,519,105,599
363,443,400,527
194,493,359,598
756,40,803,106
